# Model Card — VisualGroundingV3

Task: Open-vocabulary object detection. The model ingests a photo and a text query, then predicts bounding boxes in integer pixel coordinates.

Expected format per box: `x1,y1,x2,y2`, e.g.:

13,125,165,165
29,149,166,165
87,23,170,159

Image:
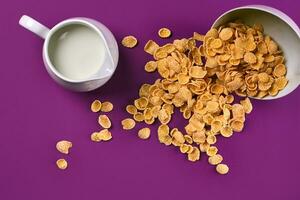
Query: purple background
1,0,300,199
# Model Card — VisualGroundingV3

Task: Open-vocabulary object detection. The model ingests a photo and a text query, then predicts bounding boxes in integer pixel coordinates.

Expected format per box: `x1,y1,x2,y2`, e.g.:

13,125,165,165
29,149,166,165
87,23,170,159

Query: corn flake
56,140,72,154
189,66,207,78
91,131,102,142
206,135,217,145
180,144,190,153
273,64,287,77
219,28,233,41
99,129,113,141
193,32,205,41
138,127,151,139
206,146,218,157
216,163,229,175
56,158,68,170
134,112,144,122
244,52,257,64
230,119,244,132
121,118,136,130
158,124,172,145
188,147,200,162
199,142,210,152
144,40,159,55
240,97,253,114
122,35,138,48
134,97,149,110
220,126,233,138
91,100,102,112
145,61,157,72
158,27,172,38
208,154,223,165
275,77,288,90
98,115,112,129
101,101,113,112
126,105,137,115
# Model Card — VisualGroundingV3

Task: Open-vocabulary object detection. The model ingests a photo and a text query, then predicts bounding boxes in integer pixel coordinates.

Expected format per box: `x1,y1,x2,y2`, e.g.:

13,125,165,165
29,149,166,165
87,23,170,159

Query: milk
48,24,106,80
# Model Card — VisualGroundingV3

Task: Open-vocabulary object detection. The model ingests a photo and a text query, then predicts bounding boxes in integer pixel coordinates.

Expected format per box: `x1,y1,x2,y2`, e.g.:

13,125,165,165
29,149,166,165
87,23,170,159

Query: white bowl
212,5,300,100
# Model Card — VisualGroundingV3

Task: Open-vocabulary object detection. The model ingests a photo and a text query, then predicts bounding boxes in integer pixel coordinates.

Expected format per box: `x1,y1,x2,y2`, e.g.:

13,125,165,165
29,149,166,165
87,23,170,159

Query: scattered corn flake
91,129,113,142
208,154,223,165
199,142,210,152
98,115,112,129
158,108,171,124
220,126,233,138
172,129,185,145
188,147,200,162
56,140,72,154
206,146,218,157
158,124,171,145
134,97,149,110
184,135,193,144
216,163,229,175
240,97,253,114
180,144,190,153
126,105,137,115
101,101,113,112
144,40,160,55
145,117,155,125
133,112,145,122
56,158,68,170
121,118,136,130
193,32,205,41
193,131,206,144
230,119,244,132
91,100,102,112
143,108,152,120
138,127,151,139
91,131,102,142
206,135,217,145
211,119,222,133
122,35,138,48
186,145,194,154
145,61,158,72
99,129,113,141
158,27,172,38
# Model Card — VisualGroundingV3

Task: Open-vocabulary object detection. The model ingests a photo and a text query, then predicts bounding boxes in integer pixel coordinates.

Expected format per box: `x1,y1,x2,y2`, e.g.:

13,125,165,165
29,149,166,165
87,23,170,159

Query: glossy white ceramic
19,15,118,92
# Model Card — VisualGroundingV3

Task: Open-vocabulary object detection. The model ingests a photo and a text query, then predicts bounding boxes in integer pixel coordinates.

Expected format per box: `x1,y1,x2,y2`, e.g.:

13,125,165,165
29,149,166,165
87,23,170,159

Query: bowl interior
213,8,300,99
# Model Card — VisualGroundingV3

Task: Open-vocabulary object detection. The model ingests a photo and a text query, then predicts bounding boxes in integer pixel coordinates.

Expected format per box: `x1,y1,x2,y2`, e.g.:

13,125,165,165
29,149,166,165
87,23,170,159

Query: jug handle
19,15,50,39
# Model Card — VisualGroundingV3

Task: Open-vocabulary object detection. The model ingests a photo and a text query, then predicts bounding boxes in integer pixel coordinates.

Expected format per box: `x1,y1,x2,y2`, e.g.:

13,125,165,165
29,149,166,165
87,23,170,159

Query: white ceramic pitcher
19,15,119,92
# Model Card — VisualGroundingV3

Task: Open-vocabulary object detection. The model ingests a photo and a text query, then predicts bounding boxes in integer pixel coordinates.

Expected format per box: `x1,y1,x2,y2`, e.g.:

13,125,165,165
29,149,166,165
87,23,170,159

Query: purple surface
1,0,300,199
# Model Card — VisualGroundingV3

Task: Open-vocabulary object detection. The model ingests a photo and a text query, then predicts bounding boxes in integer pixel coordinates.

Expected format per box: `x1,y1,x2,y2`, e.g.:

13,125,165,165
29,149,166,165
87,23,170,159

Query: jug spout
88,49,117,82
76,54,116,91
70,18,119,92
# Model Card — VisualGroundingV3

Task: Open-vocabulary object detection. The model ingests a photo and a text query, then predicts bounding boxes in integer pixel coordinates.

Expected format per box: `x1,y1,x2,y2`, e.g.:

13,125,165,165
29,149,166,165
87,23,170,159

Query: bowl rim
212,4,300,39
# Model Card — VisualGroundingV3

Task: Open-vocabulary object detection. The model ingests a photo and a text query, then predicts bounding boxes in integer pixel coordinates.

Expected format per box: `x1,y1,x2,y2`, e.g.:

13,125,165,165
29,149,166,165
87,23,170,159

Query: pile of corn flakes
121,21,288,174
